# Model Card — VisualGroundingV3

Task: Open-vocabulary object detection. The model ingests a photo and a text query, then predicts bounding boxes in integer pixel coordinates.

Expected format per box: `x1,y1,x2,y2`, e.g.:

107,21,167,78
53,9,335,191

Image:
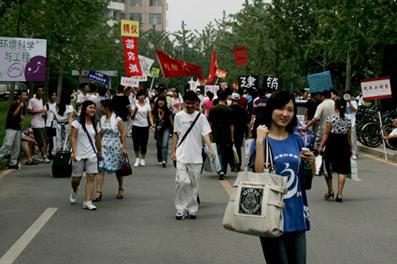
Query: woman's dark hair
79,100,97,134
253,90,297,136
335,99,347,119
57,90,72,116
100,99,114,112
153,96,171,115
136,89,146,98
206,91,214,100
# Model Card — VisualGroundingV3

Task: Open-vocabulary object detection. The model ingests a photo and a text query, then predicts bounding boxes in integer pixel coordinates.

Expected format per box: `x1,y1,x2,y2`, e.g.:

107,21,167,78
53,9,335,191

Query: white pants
0,129,21,166
175,162,201,214
351,126,357,156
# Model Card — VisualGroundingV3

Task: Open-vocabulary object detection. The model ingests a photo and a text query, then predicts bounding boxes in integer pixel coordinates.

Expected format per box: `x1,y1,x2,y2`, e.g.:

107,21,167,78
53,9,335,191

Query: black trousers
132,126,149,155
216,140,233,175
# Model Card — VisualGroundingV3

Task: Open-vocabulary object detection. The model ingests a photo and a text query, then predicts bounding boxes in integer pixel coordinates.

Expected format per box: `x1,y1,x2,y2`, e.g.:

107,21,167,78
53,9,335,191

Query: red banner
233,45,249,66
155,49,202,78
207,50,218,84
122,36,142,77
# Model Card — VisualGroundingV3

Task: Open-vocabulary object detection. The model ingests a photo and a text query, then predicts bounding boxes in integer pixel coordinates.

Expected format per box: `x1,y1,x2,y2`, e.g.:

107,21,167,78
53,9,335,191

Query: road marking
0,169,13,179
219,179,233,196
0,208,57,264
361,153,397,167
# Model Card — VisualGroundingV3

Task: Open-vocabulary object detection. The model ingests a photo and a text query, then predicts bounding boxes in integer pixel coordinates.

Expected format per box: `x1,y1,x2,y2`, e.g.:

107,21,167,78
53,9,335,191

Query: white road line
0,208,58,264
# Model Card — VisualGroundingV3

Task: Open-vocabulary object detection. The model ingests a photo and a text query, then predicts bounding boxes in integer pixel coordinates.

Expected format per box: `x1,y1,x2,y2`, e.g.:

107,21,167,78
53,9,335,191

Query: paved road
0,137,396,264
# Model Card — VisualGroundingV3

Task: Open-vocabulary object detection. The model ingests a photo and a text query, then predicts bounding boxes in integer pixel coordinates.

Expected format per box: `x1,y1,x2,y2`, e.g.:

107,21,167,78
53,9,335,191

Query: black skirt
325,133,351,174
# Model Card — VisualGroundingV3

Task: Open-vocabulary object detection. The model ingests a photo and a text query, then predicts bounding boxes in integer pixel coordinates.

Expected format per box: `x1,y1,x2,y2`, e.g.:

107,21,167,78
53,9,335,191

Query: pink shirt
203,98,213,117
171,98,182,114
28,97,45,128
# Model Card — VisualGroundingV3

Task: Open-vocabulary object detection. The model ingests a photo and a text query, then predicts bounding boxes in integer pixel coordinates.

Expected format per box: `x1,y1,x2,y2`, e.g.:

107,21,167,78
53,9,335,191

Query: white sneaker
82,201,96,210
140,159,145,167
352,155,357,160
134,158,140,167
43,156,50,163
69,190,77,204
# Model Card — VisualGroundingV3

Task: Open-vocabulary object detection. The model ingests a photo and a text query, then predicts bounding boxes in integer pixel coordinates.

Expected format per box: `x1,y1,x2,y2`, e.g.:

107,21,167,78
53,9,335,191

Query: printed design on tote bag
239,187,263,215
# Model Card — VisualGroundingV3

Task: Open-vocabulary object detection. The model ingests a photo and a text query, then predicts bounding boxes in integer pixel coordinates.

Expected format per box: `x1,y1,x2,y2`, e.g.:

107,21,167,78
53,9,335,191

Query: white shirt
314,99,336,127
390,128,397,136
133,102,151,127
54,105,73,123
174,111,211,163
345,100,358,127
45,102,57,127
27,97,45,128
71,120,99,159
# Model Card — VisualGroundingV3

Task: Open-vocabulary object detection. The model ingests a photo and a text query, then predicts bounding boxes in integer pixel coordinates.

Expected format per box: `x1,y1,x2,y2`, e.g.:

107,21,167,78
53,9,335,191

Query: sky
166,0,246,32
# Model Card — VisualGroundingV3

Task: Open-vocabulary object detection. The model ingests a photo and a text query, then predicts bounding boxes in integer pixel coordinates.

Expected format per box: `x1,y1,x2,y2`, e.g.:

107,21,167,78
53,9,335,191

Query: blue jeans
155,129,170,163
260,231,306,264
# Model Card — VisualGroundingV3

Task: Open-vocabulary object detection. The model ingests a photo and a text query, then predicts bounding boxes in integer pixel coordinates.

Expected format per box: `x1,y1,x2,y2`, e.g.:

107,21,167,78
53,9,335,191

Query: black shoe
188,212,197,219
8,164,19,169
218,172,225,180
175,211,186,220
162,161,166,168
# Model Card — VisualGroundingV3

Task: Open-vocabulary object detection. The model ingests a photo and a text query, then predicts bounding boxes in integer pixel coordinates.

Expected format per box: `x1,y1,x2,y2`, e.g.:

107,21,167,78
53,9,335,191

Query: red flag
207,50,218,84
233,45,249,66
122,36,142,77
155,49,202,78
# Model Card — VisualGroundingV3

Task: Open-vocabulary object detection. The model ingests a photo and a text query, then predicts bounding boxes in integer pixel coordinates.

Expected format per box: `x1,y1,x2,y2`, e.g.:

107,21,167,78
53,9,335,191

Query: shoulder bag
223,140,288,237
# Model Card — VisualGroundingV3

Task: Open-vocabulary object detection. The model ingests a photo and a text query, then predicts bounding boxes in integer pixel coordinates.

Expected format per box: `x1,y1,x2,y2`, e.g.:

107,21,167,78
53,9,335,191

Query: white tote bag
223,141,287,237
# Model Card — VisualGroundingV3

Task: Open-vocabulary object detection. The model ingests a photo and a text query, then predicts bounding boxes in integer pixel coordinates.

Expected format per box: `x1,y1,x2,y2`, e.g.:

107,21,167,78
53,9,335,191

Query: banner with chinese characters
233,45,249,67
239,75,258,90
121,20,142,77
361,77,392,101
0,37,47,82
120,77,140,87
264,76,280,91
88,69,109,87
155,49,202,78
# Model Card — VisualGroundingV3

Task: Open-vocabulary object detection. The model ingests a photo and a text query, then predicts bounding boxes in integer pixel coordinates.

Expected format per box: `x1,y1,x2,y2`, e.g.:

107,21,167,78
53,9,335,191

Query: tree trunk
345,53,352,92
57,62,65,102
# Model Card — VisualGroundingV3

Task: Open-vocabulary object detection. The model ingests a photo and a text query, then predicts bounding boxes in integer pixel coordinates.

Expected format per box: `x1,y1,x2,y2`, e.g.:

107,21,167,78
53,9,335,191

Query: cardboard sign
307,71,333,93
120,77,139,87
361,77,392,100
150,67,160,78
0,37,47,82
88,69,109,86
204,85,219,96
120,20,139,37
264,76,279,91
233,45,249,66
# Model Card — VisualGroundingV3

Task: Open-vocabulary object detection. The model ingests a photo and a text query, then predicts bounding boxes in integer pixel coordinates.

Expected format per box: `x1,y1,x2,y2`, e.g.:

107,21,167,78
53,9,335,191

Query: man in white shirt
171,91,215,220
28,86,50,163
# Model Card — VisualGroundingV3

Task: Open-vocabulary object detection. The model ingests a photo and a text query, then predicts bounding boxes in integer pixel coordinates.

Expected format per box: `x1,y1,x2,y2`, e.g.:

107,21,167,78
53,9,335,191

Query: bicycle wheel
384,124,397,150
361,123,382,148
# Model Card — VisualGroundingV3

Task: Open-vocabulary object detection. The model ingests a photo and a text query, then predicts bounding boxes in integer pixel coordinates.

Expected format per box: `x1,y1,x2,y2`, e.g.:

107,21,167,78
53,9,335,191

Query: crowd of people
2,80,397,263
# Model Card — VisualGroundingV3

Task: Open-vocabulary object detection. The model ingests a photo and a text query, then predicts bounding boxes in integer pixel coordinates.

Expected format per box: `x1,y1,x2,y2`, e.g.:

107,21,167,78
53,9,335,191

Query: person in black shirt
112,85,133,133
208,89,234,180
230,93,249,171
305,92,320,122
0,90,28,168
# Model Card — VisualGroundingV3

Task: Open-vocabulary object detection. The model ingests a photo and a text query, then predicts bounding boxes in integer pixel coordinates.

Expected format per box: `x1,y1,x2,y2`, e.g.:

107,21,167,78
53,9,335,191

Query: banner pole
149,76,155,93
378,111,388,161
215,78,220,85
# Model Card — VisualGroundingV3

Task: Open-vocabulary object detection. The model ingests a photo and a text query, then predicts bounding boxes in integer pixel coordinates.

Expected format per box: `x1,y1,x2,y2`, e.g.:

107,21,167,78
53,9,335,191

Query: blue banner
307,71,333,93
88,69,109,87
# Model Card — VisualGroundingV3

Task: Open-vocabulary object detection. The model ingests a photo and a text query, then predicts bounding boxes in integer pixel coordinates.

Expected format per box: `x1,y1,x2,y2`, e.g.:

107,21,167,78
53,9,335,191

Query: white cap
231,93,240,100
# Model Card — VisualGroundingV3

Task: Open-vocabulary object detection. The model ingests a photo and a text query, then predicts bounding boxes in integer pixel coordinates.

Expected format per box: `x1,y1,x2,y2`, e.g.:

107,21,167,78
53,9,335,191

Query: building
108,0,167,32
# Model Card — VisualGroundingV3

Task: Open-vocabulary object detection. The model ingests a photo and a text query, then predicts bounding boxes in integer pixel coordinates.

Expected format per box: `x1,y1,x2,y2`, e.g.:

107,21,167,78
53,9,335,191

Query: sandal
324,191,335,200
116,188,124,199
93,191,102,202
25,160,39,165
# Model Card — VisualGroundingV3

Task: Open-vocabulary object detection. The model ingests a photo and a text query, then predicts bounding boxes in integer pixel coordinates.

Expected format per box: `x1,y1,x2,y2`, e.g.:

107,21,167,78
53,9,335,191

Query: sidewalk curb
358,143,397,162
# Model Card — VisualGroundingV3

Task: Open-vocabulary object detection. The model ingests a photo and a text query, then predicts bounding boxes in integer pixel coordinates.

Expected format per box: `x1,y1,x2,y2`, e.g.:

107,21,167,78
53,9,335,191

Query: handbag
116,155,133,177
223,140,287,237
299,159,313,190
203,143,222,173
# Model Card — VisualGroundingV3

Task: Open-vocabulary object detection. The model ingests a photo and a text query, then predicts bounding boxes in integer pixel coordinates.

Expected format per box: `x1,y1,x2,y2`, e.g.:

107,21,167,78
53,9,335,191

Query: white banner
120,77,139,87
0,37,47,82
361,77,392,101
138,55,154,77
204,85,220,96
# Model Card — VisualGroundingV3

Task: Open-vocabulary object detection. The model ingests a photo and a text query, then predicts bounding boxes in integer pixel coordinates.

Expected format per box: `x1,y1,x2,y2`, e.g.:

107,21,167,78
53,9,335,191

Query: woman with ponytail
318,98,352,202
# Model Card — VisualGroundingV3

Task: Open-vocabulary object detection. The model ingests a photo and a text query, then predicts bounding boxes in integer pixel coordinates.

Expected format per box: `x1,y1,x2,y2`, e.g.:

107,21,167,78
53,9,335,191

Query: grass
0,100,32,169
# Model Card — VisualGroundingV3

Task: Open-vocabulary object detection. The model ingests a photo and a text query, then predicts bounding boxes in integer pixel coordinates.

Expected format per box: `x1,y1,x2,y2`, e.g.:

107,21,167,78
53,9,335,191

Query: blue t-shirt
249,134,310,232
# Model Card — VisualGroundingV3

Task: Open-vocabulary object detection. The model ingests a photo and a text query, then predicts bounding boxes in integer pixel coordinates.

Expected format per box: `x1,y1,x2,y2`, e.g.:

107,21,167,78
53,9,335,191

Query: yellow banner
121,20,140,37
